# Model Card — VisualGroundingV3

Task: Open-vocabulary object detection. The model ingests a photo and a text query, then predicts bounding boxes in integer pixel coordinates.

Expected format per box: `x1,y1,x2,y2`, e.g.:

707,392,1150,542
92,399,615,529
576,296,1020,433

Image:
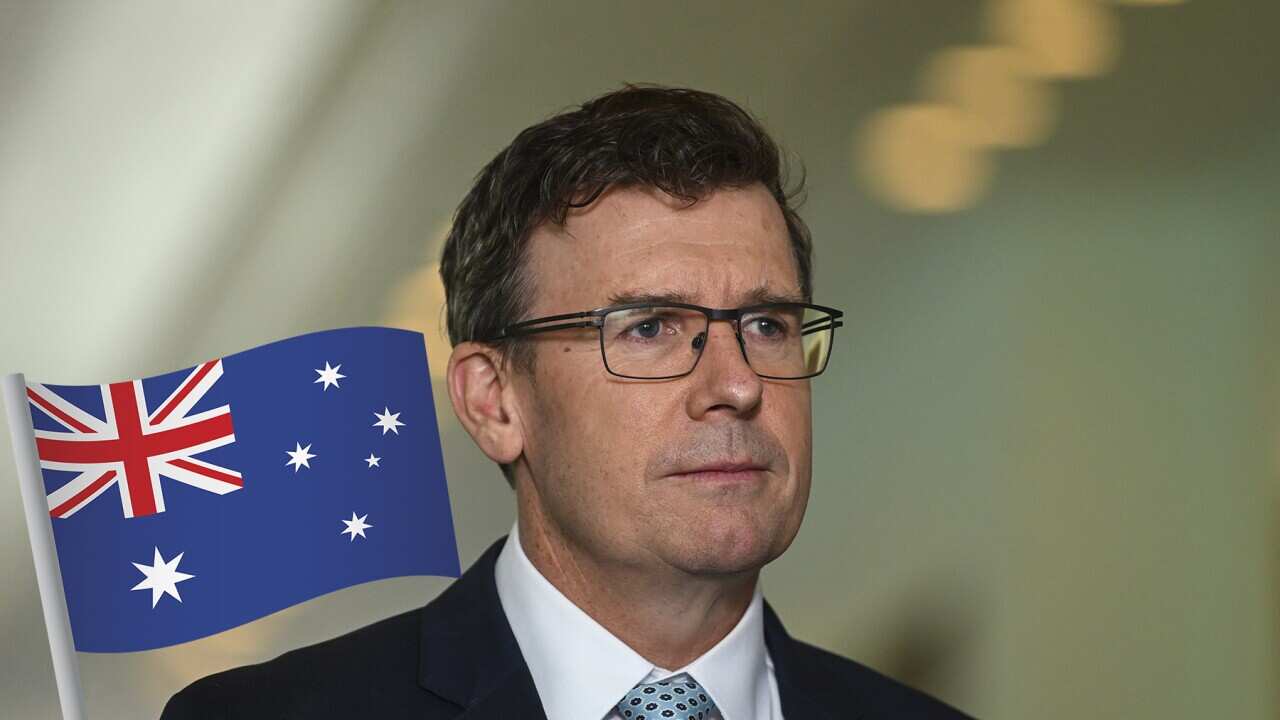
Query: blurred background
1,1,1276,717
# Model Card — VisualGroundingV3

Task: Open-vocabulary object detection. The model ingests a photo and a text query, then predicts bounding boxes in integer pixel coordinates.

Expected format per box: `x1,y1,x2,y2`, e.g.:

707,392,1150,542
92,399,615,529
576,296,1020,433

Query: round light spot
987,0,1120,79
856,103,993,213
383,218,452,379
921,45,1058,148
383,260,450,379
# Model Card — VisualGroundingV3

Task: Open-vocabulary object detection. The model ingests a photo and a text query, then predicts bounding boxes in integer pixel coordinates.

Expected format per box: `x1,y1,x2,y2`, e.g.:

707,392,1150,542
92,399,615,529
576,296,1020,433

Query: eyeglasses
485,302,843,380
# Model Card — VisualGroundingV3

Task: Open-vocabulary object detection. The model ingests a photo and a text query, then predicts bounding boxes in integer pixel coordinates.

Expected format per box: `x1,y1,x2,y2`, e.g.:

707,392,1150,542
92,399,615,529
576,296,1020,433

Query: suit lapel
456,668,547,720
416,536,548,719
763,599,855,720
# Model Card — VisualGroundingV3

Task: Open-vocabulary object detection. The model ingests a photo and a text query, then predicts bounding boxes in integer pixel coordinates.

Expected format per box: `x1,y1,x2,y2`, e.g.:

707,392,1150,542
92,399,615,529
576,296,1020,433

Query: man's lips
668,462,768,479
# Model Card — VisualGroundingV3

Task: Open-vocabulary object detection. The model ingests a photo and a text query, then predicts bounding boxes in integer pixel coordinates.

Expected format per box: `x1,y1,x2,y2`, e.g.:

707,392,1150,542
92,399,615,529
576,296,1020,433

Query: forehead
525,184,802,312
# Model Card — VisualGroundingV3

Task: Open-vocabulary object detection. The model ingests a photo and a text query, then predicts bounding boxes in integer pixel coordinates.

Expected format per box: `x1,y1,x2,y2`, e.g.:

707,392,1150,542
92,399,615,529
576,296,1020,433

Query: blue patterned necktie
615,675,717,720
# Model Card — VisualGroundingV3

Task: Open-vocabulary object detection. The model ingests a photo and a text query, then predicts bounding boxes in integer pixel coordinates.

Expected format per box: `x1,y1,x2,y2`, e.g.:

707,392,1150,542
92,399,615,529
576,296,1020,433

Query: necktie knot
615,674,716,720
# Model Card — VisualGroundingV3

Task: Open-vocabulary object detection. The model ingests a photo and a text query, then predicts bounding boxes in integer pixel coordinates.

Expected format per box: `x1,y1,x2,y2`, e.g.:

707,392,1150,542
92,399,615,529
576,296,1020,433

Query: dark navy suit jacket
161,536,973,719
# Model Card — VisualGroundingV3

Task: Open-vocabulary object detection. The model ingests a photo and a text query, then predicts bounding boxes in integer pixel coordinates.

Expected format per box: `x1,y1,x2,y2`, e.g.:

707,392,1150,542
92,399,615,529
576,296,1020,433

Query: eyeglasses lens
600,304,835,379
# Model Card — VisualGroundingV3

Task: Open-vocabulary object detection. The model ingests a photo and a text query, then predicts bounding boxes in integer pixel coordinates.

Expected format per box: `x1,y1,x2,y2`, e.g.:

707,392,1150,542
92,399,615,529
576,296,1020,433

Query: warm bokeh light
383,223,452,380
155,627,274,693
384,259,451,380
987,0,1120,79
857,103,993,213
921,46,1058,148
859,0,1184,213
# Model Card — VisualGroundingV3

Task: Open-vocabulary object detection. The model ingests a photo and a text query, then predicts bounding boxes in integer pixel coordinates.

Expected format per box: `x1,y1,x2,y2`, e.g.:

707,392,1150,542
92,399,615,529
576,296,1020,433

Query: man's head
441,85,818,578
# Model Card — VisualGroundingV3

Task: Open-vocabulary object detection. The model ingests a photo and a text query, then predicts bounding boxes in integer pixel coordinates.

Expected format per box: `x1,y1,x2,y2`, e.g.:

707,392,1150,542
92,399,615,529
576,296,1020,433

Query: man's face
511,183,812,577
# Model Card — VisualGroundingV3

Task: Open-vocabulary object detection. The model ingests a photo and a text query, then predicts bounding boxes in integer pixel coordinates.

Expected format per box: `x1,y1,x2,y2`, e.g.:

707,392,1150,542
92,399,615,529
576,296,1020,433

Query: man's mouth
668,461,768,483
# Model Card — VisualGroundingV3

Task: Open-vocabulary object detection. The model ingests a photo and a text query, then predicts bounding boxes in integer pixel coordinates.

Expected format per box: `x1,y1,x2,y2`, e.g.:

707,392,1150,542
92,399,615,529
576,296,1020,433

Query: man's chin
663,520,793,577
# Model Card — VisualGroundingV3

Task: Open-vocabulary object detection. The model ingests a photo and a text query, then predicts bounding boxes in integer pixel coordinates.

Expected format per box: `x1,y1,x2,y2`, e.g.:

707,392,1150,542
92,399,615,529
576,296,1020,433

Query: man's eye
745,316,790,338
621,313,689,340
626,317,667,339
627,317,660,338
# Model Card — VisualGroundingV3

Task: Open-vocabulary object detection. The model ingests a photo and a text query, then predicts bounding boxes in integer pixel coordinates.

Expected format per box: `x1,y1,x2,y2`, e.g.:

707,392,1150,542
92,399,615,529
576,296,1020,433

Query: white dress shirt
494,521,785,720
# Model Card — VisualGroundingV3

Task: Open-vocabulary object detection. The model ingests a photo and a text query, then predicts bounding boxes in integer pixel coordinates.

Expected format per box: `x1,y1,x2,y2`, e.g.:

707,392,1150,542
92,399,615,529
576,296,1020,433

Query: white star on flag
364,453,381,468
286,442,316,472
341,512,372,541
373,407,404,435
313,361,346,390
131,547,195,608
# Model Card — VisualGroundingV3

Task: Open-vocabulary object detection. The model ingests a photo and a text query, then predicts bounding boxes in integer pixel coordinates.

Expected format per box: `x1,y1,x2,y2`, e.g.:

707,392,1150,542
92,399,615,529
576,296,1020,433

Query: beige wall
1,1,1275,717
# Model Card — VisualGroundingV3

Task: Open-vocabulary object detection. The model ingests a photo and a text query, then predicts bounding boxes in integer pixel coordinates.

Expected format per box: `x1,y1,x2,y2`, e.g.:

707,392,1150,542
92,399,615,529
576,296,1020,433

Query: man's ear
446,341,524,466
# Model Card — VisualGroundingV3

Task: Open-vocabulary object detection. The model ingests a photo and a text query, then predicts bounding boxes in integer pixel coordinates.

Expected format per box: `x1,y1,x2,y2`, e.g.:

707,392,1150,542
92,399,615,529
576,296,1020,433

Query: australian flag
23,327,460,652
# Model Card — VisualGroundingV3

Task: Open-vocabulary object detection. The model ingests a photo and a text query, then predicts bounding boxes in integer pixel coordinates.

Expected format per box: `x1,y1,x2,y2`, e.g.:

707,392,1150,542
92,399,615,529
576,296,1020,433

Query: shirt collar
494,520,770,720
680,580,770,720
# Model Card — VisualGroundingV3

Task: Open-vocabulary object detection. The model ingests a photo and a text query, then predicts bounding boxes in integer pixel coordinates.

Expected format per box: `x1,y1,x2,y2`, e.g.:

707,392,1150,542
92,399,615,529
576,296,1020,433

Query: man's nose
684,320,764,419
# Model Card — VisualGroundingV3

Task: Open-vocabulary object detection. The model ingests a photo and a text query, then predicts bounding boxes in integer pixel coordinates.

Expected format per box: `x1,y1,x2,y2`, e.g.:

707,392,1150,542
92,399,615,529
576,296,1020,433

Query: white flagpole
2,373,87,720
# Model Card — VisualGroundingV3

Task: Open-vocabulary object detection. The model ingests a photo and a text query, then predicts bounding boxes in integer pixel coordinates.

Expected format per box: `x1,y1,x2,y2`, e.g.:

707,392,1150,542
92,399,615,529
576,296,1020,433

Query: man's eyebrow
606,289,697,306
605,285,805,307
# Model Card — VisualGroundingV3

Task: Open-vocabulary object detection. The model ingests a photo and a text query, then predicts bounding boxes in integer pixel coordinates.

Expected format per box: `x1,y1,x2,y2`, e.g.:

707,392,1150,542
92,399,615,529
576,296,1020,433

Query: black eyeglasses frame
483,301,844,381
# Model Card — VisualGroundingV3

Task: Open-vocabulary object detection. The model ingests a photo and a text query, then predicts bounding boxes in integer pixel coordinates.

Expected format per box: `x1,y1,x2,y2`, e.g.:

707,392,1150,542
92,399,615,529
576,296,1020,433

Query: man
163,85,972,719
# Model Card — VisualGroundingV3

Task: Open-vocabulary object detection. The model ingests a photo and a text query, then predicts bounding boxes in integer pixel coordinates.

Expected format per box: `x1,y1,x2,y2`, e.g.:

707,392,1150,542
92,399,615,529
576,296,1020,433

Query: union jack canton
31,358,239,520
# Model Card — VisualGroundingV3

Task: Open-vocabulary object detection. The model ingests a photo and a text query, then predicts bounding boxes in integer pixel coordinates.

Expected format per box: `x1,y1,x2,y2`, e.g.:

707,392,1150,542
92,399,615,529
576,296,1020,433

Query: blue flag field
21,326,459,652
